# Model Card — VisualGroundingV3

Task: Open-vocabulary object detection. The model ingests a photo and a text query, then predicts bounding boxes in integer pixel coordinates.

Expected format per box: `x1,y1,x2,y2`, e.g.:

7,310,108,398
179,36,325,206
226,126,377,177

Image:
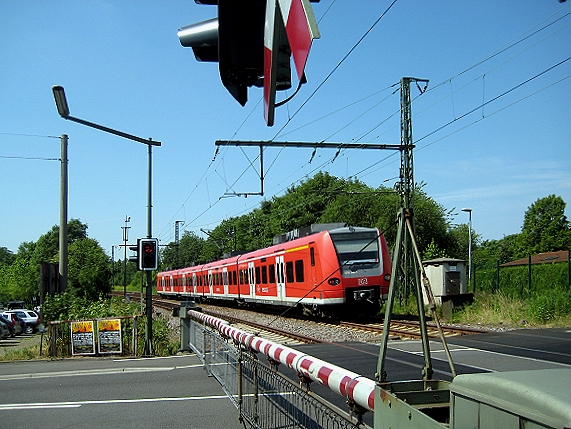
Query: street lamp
52,85,161,356
462,208,473,290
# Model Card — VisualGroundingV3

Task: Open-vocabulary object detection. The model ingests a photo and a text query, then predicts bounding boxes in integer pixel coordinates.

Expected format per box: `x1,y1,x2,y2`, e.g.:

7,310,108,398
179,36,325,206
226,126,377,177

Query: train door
192,273,197,295
223,267,229,295
170,275,174,293
208,270,213,297
182,274,186,294
276,255,285,303
248,261,256,301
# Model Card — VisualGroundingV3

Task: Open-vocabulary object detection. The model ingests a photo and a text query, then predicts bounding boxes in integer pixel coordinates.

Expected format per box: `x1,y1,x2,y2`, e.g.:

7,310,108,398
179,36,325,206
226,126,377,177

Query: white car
2,309,40,334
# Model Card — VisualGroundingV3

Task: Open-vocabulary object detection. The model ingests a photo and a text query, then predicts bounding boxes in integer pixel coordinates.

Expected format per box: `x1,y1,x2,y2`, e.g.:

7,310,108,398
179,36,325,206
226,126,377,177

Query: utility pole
175,220,184,268
59,134,68,294
376,78,456,384
122,216,131,298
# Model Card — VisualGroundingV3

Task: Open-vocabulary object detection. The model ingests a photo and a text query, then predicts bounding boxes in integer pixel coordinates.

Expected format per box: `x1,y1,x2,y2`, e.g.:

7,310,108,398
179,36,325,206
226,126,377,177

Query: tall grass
452,290,571,327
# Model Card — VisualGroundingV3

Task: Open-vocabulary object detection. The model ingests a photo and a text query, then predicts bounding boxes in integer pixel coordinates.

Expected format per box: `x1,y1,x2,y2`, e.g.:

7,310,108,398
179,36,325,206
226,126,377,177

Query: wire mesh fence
187,318,367,429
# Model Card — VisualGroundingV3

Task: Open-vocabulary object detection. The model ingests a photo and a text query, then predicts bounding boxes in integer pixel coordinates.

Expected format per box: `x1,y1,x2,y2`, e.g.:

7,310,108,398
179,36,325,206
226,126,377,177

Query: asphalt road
0,355,243,429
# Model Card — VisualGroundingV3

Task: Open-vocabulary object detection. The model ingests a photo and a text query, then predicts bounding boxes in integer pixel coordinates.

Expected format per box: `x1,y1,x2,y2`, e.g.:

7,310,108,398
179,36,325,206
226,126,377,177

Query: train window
233,270,237,285
262,265,268,284
286,261,294,283
295,259,304,282
331,231,380,266
310,247,315,266
255,267,261,284
269,264,275,283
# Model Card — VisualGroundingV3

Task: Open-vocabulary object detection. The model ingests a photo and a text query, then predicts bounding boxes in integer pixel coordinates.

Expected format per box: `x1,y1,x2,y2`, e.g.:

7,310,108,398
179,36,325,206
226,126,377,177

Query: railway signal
139,238,159,271
128,243,139,267
177,0,320,126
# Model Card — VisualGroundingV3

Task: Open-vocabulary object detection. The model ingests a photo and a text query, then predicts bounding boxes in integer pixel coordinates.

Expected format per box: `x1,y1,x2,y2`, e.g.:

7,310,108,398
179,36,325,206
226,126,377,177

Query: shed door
445,271,460,295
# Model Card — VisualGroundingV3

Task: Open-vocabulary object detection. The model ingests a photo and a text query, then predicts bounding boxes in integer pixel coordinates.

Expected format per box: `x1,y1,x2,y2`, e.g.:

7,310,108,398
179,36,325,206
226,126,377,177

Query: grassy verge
384,290,571,329
0,343,42,361
451,291,571,328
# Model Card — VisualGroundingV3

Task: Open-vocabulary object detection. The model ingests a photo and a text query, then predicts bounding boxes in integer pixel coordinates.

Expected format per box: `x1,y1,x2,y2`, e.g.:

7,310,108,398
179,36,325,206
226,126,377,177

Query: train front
329,227,391,316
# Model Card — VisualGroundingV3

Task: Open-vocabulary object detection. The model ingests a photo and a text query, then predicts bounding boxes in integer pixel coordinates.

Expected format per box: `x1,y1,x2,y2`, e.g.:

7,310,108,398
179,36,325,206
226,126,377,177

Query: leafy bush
42,293,178,357
526,290,571,323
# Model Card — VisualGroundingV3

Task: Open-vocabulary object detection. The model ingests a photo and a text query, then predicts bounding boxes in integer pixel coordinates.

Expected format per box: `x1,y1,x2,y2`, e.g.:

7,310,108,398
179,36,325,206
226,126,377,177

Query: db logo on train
358,278,368,285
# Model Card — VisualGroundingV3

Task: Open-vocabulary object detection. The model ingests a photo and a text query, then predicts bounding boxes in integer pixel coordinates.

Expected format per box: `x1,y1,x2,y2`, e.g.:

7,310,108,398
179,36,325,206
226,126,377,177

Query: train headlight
328,277,341,286
384,273,391,282
353,290,373,301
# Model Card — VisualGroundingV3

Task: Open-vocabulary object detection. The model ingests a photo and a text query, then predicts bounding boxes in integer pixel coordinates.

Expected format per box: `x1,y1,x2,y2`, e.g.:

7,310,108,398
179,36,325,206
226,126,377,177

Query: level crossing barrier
185,311,368,429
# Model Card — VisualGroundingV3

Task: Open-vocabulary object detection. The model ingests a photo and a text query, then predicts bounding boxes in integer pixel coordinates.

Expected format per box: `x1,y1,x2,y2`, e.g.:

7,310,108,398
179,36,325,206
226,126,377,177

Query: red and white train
156,224,392,316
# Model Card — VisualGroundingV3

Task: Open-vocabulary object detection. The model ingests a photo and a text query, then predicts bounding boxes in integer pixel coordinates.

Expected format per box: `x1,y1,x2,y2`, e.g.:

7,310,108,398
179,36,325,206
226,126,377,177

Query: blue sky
1,1,570,257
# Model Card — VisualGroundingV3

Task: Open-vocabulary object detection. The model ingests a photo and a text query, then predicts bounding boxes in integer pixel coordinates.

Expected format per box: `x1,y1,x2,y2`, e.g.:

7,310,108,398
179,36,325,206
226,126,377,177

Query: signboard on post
71,321,96,356
97,319,122,354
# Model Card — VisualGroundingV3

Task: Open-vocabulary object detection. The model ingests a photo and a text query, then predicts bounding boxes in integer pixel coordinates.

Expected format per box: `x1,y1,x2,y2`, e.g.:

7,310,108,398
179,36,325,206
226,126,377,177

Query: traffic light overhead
178,0,320,126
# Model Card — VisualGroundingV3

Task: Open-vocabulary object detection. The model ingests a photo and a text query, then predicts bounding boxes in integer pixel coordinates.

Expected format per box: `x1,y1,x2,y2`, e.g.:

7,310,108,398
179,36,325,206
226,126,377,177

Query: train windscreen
330,230,380,267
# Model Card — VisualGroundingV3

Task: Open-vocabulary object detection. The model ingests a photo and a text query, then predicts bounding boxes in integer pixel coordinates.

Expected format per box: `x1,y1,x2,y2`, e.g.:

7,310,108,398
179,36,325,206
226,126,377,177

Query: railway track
113,293,486,344
152,296,319,345
335,320,487,340
148,295,486,344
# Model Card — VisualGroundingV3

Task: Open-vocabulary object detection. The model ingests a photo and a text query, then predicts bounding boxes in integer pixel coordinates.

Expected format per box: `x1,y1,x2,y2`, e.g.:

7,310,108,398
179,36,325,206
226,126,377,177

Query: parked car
2,310,40,334
0,314,22,336
12,315,27,334
0,315,16,337
7,300,25,310
0,319,10,339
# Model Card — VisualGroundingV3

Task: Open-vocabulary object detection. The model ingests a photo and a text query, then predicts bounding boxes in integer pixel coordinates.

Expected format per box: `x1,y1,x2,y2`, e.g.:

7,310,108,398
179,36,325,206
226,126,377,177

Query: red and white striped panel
277,0,320,79
190,310,375,412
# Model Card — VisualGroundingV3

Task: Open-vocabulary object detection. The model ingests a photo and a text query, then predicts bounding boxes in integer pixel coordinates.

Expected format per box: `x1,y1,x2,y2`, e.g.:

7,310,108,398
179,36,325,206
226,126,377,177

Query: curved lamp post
52,85,161,356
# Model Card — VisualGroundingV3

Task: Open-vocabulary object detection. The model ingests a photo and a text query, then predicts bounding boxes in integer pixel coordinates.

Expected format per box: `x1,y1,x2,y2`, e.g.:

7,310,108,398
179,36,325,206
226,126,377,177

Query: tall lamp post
52,85,161,356
462,208,473,290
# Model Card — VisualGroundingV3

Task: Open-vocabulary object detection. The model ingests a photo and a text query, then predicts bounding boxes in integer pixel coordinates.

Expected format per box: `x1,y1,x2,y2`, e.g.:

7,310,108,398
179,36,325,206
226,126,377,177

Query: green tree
167,173,464,267
517,195,571,256
423,238,447,260
0,246,15,266
446,223,481,261
161,231,205,269
67,238,111,300
267,172,345,234
474,234,520,268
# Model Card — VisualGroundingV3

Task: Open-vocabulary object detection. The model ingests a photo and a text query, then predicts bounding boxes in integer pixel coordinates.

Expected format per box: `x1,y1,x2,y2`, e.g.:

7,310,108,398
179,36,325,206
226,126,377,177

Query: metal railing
187,317,368,429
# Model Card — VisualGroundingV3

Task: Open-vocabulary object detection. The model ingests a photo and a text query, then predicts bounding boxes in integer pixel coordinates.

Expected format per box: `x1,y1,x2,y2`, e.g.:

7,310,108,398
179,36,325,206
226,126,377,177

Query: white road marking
0,395,231,411
0,364,204,381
